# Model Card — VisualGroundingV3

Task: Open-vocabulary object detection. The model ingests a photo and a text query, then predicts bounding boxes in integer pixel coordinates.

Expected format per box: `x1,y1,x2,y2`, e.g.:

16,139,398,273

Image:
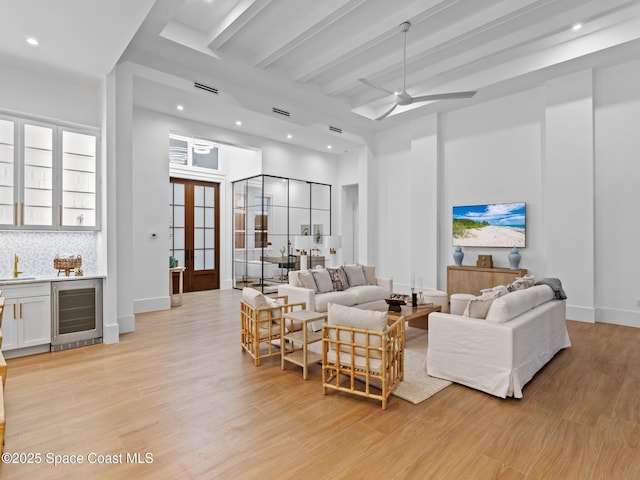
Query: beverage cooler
51,278,103,351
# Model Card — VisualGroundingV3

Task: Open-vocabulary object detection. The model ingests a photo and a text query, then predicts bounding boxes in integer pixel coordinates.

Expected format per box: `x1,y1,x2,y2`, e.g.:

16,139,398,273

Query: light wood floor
1,289,639,479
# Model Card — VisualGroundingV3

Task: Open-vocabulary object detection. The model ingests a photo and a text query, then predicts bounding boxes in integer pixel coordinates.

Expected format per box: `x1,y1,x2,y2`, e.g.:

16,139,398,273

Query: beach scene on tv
453,202,526,247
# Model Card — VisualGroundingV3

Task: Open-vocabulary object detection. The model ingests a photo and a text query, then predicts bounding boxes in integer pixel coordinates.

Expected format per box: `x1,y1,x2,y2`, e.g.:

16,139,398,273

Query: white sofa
426,284,571,398
277,265,392,313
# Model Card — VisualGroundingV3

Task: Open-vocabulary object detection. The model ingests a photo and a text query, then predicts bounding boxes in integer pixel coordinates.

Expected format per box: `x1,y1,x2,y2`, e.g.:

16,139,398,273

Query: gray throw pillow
312,269,334,293
343,264,366,287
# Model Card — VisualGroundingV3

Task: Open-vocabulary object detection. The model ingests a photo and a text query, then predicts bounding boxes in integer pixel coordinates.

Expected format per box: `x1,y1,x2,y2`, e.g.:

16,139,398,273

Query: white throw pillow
480,285,509,297
343,264,366,287
312,269,334,293
241,287,269,308
298,270,318,292
463,290,501,319
359,264,376,285
328,303,388,358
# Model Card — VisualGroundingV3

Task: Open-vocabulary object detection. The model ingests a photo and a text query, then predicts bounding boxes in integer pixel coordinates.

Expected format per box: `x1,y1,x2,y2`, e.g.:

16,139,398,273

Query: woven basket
54,255,82,276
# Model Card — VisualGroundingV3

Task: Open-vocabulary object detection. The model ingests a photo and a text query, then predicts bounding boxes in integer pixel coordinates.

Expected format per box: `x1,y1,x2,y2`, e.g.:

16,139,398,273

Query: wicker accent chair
240,287,306,366
322,303,404,409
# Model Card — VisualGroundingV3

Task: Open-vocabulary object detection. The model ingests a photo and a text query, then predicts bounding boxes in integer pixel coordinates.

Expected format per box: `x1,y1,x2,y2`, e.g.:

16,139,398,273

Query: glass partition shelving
232,175,331,293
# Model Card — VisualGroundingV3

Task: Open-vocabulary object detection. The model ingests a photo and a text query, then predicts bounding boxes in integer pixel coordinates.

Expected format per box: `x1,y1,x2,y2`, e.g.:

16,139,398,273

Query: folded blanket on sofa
535,277,567,300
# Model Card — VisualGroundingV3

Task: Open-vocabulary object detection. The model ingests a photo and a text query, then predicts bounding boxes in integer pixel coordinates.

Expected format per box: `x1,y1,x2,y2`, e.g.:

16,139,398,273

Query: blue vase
453,246,464,266
508,247,521,269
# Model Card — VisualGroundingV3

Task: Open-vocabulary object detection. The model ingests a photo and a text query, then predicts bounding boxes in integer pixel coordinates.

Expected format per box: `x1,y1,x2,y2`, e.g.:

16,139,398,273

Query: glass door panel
23,124,53,226
61,130,97,227
169,182,186,268
0,118,15,225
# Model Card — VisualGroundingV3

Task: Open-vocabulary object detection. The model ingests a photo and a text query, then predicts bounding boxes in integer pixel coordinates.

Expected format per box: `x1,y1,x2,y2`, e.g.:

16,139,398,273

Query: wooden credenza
447,265,528,297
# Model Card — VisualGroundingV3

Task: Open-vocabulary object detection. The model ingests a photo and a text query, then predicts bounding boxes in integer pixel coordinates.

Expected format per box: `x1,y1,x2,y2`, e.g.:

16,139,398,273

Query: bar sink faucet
13,253,23,278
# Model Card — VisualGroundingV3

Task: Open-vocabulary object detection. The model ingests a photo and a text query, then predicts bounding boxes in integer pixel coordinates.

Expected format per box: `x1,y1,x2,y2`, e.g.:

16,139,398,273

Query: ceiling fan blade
359,78,395,96
375,103,399,121
410,91,477,103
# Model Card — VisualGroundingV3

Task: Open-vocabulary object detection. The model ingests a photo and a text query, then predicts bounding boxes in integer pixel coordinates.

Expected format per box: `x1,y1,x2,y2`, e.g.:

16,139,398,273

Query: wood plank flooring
1,289,639,479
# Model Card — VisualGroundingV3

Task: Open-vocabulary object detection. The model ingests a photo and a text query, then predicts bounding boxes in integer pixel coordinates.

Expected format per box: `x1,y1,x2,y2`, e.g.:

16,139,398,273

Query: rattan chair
240,288,305,366
322,303,404,409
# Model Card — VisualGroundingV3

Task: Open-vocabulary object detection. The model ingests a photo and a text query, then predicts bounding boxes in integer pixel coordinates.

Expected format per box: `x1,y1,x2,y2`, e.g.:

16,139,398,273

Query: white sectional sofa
277,264,392,313
427,284,571,398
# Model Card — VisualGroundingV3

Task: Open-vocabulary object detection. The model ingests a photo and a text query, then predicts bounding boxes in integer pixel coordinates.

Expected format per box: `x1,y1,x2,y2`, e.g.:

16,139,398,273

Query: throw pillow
327,266,349,291
480,285,509,297
241,287,269,309
343,264,366,287
328,303,388,359
360,264,376,285
463,290,501,319
312,269,334,293
508,275,535,292
298,271,318,292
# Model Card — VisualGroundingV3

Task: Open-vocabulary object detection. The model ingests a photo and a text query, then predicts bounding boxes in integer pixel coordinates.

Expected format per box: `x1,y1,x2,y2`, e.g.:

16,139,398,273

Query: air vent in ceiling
329,125,342,134
194,82,218,94
272,107,290,117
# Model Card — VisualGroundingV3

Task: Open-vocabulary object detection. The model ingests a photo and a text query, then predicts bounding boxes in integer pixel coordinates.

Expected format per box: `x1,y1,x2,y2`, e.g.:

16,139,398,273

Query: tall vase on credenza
508,247,521,269
453,246,464,266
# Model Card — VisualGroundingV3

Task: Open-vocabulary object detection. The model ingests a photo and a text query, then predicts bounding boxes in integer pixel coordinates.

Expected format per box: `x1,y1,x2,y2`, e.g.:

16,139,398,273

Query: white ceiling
3,0,640,153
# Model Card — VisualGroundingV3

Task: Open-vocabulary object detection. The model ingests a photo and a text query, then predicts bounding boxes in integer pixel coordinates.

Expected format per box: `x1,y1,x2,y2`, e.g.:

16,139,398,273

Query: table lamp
324,235,342,267
294,235,311,270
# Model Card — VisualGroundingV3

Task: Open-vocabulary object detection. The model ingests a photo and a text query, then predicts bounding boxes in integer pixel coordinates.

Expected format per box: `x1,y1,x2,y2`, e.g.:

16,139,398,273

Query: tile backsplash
0,231,99,278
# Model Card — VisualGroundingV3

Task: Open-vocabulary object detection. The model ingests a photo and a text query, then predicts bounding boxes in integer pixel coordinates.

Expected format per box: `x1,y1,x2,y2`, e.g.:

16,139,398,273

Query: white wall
129,106,340,312
594,58,640,327
440,89,545,280
373,117,439,292
0,63,100,127
371,64,640,327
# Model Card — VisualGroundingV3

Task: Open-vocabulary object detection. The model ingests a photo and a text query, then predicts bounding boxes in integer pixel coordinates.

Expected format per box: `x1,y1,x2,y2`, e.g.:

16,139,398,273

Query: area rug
392,327,451,404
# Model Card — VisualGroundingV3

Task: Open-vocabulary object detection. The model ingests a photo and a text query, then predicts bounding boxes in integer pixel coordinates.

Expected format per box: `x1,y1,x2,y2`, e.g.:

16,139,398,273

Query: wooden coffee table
390,304,442,330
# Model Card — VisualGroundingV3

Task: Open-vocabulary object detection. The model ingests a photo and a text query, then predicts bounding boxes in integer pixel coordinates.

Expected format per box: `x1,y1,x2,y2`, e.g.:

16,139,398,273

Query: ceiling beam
252,0,368,69
207,0,272,51
290,0,462,84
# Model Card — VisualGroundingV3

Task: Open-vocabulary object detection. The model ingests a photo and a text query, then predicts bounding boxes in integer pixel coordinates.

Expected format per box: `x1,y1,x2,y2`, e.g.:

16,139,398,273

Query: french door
169,178,220,292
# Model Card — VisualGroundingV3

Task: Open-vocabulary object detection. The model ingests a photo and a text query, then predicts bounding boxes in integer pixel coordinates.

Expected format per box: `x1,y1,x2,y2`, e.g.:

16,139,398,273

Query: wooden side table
281,310,327,379
169,267,186,307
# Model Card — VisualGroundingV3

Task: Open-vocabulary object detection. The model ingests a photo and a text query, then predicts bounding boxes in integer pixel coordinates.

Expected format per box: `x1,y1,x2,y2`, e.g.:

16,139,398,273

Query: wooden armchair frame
240,294,306,366
322,315,404,409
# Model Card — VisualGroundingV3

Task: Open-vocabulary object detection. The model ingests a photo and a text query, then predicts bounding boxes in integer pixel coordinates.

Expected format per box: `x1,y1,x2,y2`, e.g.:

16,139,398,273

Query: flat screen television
452,202,526,248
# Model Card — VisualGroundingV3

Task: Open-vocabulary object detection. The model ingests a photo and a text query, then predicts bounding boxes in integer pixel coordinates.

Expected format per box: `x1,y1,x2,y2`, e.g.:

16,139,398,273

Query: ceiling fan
359,21,477,121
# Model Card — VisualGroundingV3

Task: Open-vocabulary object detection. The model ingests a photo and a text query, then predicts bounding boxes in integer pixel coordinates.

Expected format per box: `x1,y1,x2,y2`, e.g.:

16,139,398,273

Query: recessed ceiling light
572,23,582,31
26,37,39,46
327,145,332,150
286,134,292,139
236,120,242,126
176,105,184,111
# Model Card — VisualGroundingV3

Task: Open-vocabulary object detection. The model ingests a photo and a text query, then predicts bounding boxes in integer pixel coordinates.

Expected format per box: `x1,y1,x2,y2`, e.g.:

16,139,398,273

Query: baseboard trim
566,305,595,323
134,296,170,313
103,321,120,344
596,307,640,329
118,314,136,334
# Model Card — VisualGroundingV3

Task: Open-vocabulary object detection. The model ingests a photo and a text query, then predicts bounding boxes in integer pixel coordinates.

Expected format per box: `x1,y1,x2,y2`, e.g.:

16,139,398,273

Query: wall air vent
194,82,218,94
329,125,342,134
272,107,290,117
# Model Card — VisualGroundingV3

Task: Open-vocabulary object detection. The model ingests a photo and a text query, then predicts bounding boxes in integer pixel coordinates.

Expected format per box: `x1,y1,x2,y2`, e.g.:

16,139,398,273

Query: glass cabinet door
0,118,15,226
22,123,54,226
60,130,98,227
